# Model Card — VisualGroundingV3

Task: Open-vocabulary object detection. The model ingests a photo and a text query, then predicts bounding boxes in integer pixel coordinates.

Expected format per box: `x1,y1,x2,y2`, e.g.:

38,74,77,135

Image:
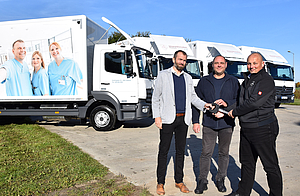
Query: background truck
239,46,295,108
115,34,202,86
0,15,153,131
188,40,247,83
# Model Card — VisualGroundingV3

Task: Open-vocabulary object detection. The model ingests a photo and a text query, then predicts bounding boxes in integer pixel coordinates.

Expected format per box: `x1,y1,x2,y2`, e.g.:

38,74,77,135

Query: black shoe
216,178,226,192
225,192,244,196
194,179,208,194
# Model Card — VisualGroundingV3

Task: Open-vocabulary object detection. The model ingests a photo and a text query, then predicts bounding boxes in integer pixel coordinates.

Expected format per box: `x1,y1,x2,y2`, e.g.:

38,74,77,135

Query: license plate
281,96,288,100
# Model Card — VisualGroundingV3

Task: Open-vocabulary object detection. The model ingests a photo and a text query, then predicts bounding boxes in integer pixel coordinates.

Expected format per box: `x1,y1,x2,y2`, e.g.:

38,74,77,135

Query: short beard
174,64,184,71
214,71,224,76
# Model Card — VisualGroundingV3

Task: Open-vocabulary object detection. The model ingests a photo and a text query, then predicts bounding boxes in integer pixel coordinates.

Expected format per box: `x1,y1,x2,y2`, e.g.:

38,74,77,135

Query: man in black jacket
192,55,240,194
227,53,283,196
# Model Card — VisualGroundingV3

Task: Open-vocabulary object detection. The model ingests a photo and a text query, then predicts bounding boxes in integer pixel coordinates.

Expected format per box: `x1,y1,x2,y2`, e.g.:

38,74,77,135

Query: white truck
188,40,247,83
239,46,295,107
0,15,153,131
115,35,202,86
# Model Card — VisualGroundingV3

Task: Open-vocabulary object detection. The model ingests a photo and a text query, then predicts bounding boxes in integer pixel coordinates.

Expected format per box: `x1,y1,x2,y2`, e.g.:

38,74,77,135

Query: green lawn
0,123,150,196
282,98,300,105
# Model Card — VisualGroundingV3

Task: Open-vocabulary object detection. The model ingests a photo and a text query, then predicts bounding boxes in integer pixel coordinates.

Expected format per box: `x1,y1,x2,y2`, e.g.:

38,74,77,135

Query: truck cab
188,41,247,84
116,35,202,87
90,44,153,129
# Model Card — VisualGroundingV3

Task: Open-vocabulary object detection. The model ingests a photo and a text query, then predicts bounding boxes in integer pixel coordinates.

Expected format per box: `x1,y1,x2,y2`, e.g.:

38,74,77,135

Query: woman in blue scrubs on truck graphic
31,51,50,96
48,42,83,95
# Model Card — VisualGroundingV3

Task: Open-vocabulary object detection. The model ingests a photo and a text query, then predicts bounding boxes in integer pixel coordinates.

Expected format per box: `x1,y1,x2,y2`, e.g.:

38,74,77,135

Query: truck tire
275,103,281,108
90,105,116,131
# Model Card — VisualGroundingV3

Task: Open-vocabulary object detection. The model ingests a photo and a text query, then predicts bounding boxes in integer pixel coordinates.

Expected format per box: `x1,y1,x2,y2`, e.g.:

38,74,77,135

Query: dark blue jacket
192,72,240,130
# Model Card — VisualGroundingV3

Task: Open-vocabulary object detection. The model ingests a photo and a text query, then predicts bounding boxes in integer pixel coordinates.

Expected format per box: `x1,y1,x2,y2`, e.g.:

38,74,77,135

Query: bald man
227,53,282,196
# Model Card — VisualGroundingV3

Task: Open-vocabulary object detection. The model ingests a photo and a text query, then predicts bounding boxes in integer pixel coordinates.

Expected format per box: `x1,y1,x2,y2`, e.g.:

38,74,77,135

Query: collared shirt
0,59,33,96
171,66,185,76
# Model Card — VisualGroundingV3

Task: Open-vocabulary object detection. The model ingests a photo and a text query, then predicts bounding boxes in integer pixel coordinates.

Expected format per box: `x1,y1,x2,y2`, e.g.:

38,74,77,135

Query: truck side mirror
124,66,133,74
145,51,153,58
125,50,132,65
124,50,136,77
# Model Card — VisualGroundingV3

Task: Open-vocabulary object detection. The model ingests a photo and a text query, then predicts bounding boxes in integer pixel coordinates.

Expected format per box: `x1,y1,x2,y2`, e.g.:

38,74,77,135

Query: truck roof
189,41,245,61
150,35,194,57
238,46,288,64
115,35,196,58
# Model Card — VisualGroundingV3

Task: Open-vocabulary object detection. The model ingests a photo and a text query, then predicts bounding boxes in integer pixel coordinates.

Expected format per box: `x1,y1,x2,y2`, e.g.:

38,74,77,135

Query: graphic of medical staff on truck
0,39,83,96
0,23,85,98
0,15,153,131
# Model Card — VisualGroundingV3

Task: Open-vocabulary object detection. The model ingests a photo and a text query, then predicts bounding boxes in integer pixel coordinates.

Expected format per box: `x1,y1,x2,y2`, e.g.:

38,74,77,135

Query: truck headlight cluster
142,106,149,113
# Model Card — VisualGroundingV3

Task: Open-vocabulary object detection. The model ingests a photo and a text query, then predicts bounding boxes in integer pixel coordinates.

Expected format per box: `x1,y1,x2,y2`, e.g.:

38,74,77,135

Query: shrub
295,88,300,99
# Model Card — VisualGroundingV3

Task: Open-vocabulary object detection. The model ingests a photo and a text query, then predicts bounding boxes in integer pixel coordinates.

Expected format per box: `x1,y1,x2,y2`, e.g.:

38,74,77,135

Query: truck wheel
90,106,116,131
275,103,281,108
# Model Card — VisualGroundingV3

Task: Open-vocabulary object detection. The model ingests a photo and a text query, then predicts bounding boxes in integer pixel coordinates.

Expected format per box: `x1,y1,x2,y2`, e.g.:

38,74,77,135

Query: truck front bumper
275,94,294,103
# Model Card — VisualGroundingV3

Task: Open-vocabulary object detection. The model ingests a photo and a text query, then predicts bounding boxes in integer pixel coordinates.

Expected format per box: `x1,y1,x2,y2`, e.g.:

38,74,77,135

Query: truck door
100,50,138,104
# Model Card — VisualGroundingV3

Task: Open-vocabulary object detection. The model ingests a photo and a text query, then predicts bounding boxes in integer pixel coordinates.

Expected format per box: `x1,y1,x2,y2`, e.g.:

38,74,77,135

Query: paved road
41,105,300,196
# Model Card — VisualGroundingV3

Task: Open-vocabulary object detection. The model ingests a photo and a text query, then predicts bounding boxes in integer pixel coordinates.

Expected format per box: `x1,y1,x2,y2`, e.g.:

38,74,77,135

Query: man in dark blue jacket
192,55,240,194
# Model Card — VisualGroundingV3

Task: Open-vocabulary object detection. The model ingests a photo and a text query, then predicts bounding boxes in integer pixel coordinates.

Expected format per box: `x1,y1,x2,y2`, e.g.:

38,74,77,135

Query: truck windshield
225,61,248,79
135,49,153,79
159,57,201,79
267,63,294,81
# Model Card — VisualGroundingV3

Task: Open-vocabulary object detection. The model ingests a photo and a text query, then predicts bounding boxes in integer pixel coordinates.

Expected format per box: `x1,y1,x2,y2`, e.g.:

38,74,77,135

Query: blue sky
1,0,299,82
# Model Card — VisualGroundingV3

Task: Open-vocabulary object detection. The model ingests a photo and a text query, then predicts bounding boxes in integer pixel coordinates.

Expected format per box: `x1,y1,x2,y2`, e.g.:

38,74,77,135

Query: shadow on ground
166,134,268,195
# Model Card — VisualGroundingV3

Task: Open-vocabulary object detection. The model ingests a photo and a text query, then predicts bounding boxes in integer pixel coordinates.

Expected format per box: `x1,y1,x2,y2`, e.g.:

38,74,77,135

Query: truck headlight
142,106,149,113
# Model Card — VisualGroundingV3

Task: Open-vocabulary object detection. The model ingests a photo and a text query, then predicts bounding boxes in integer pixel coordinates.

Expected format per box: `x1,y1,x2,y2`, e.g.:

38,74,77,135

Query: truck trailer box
0,15,106,101
0,15,153,130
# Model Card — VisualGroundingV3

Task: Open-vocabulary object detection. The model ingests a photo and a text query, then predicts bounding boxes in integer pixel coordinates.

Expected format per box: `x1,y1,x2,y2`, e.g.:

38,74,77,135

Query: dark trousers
237,120,283,196
199,126,233,181
157,116,188,184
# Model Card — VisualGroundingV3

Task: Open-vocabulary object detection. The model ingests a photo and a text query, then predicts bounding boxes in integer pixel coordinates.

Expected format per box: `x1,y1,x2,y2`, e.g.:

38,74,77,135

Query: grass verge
283,98,300,105
0,123,151,196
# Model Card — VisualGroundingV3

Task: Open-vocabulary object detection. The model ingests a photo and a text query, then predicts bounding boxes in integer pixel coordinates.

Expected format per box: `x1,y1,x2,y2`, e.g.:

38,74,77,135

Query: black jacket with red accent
232,68,277,128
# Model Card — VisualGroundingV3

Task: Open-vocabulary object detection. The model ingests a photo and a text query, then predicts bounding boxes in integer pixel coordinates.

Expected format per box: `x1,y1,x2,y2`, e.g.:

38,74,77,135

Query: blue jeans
157,116,188,184
199,126,233,181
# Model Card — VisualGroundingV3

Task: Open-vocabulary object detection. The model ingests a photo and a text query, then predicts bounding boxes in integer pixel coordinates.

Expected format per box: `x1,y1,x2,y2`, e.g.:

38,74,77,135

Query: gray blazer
152,67,206,126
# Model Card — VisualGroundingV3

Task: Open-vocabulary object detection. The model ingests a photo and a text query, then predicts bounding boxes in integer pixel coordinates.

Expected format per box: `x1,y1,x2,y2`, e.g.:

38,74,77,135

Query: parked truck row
107,19,295,108
189,41,295,107
0,15,294,131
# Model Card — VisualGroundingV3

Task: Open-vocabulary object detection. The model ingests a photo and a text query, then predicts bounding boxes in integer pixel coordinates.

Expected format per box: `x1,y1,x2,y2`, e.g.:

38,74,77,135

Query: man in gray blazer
152,50,211,195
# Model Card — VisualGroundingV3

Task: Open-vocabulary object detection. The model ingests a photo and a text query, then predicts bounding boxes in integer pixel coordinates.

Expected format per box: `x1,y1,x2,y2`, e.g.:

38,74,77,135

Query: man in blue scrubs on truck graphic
0,39,33,96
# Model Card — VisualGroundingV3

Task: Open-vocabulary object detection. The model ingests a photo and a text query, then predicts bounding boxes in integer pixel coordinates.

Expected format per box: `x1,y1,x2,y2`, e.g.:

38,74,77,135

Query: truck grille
276,86,293,95
146,88,153,103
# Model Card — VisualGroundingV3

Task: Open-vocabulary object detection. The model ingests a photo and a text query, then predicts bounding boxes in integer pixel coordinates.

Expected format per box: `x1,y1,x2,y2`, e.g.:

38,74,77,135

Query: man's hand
204,103,212,110
213,111,224,118
193,123,201,133
155,117,162,129
214,99,227,107
228,110,234,118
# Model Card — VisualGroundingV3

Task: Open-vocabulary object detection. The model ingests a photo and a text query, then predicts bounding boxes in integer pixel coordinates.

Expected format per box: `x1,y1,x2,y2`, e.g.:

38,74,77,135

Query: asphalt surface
40,105,300,196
